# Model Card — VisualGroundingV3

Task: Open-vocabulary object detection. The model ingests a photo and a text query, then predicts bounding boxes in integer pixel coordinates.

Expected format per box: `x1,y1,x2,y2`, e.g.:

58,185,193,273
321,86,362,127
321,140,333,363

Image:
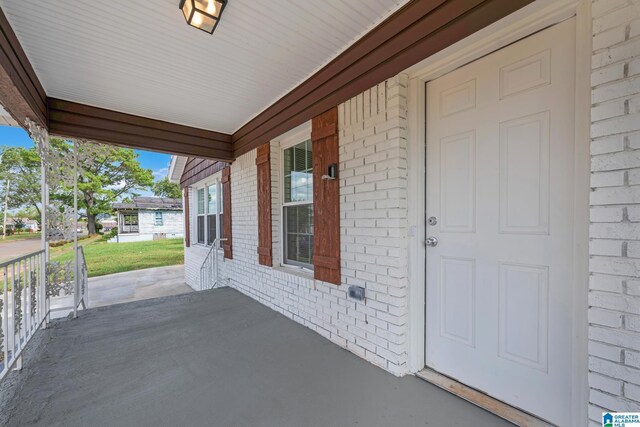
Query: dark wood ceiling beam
48,98,233,161
231,0,534,158
0,4,234,160
180,158,229,188
1,0,534,161
0,7,47,126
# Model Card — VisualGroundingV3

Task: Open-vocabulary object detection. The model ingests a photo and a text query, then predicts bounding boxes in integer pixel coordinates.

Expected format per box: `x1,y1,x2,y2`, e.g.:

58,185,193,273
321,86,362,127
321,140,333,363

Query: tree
152,178,182,199
49,139,154,235
15,206,40,222
0,146,42,217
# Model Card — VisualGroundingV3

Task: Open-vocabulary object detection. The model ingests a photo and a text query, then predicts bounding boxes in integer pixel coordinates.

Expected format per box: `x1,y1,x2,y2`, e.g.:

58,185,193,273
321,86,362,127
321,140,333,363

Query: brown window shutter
184,188,191,247
256,143,272,266
312,107,340,285
222,166,233,259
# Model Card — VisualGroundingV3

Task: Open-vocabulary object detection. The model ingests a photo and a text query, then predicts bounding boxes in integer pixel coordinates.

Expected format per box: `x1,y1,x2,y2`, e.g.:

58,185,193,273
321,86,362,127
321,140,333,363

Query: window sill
192,243,224,252
273,264,314,281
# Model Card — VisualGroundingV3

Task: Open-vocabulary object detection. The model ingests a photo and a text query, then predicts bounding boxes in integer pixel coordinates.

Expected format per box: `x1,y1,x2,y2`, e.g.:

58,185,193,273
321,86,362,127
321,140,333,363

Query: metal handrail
199,238,227,291
0,249,45,269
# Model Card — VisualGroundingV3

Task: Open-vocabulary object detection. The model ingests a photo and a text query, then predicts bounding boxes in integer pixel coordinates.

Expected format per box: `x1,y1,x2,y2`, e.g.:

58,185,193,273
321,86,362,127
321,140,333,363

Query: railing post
72,140,79,319
39,131,49,328
24,259,29,335
40,251,47,328
10,262,16,369
2,265,8,371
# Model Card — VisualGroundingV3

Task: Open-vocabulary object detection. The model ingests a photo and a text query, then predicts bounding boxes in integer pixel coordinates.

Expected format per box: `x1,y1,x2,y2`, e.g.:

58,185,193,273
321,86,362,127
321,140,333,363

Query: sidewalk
50,265,191,318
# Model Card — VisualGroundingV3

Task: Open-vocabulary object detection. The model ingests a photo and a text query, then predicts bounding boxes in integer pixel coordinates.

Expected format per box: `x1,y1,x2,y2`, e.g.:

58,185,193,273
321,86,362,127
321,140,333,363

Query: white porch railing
199,238,226,291
0,120,89,384
75,246,88,312
0,249,47,381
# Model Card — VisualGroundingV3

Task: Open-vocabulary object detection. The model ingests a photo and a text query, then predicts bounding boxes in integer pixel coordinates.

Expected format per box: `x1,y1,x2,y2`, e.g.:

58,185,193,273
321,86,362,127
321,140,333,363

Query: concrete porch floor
1,288,513,427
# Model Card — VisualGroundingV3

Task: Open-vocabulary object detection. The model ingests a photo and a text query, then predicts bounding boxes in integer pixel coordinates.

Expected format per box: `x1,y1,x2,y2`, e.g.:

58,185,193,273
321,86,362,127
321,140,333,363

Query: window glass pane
197,216,205,244
207,214,216,245
208,185,217,215
197,188,205,214
284,204,314,266
219,185,223,214
283,139,312,203
218,213,224,248
155,212,163,225
124,214,138,225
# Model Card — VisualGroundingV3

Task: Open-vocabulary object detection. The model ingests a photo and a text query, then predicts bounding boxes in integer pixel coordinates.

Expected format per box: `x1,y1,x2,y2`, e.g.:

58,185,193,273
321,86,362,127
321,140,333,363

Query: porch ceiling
0,0,408,134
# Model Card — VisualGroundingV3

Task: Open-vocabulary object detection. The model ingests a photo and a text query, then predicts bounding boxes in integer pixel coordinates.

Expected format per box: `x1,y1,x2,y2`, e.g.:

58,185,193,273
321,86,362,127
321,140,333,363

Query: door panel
425,19,575,426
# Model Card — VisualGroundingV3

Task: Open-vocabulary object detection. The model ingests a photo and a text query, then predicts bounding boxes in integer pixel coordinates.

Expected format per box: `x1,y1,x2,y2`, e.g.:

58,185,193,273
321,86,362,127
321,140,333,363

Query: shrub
98,228,118,242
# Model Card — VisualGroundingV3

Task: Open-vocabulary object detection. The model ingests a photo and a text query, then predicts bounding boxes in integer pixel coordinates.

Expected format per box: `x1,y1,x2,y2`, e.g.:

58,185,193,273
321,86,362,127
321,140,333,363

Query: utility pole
3,178,9,240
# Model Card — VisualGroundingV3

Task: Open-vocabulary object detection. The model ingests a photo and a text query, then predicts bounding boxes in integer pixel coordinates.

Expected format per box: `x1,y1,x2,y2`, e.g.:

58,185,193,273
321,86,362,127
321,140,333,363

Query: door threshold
416,368,554,427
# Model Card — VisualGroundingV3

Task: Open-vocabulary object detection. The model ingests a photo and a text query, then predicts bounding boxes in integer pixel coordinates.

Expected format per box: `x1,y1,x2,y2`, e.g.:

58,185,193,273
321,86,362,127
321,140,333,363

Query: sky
0,125,172,197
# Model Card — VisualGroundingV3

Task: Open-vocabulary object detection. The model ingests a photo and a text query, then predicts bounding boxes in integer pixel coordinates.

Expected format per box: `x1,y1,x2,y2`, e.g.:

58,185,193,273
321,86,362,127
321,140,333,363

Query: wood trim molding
48,98,234,161
416,369,552,426
257,247,272,257
313,255,340,270
0,6,47,126
1,0,532,164
312,108,340,285
222,166,232,259
184,188,191,247
256,143,273,266
311,123,339,141
180,157,229,188
232,0,533,158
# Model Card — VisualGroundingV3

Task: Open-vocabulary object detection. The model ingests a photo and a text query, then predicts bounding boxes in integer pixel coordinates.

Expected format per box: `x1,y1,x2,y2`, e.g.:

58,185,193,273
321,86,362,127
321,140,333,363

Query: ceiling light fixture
179,0,227,34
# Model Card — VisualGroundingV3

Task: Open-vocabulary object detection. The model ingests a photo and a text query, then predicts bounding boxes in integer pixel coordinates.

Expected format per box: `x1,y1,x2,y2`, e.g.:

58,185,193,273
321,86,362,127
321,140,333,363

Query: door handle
425,237,438,247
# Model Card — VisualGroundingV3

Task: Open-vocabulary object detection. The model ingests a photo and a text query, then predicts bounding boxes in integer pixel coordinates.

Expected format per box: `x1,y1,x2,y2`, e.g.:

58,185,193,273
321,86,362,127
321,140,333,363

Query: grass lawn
0,232,42,243
51,237,184,277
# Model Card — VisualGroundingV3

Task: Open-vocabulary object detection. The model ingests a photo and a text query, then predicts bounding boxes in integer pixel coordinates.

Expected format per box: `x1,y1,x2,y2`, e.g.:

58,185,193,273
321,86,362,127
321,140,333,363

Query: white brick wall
182,4,640,418
184,75,410,375
589,0,640,422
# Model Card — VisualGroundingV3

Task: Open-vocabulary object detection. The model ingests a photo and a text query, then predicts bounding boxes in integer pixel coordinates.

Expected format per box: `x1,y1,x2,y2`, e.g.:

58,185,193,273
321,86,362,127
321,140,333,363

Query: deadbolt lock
428,216,437,226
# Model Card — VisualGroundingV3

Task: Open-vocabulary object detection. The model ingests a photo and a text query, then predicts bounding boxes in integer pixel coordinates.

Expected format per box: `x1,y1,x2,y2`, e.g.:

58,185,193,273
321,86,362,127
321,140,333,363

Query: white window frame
120,212,139,234
192,172,224,249
154,211,163,226
196,188,206,244
279,126,314,270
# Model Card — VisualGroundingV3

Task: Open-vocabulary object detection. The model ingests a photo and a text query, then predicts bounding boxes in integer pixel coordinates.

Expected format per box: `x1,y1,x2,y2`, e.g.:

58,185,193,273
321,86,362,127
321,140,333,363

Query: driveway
0,237,41,263
49,265,192,318
2,288,512,427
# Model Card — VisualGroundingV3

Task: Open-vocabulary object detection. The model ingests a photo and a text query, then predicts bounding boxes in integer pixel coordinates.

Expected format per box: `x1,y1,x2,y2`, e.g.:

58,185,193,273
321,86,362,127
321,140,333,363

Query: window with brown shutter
256,143,272,266
222,166,232,259
312,108,340,285
282,138,314,269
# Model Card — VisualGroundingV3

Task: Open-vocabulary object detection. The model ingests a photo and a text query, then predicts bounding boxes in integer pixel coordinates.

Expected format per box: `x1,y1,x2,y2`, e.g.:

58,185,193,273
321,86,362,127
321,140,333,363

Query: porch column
25,118,49,325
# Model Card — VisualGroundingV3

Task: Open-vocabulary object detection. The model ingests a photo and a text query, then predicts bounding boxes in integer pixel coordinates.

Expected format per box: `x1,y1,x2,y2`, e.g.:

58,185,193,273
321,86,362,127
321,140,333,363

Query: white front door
425,19,576,426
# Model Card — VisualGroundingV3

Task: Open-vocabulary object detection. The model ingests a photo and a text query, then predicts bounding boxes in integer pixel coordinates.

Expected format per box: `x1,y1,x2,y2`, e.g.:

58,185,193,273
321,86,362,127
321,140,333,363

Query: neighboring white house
110,197,183,243
7,218,39,233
